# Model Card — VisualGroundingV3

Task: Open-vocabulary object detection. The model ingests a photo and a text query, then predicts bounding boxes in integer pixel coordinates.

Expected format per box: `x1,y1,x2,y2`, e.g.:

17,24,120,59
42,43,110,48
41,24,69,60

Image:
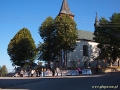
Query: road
0,72,120,90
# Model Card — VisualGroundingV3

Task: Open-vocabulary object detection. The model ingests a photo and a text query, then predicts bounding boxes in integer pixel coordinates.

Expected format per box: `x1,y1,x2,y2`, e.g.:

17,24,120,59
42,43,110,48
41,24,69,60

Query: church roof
59,0,74,16
77,30,95,41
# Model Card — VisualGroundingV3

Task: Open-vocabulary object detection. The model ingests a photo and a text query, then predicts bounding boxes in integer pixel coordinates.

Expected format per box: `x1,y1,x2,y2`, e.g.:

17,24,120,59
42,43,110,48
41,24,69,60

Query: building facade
67,30,99,67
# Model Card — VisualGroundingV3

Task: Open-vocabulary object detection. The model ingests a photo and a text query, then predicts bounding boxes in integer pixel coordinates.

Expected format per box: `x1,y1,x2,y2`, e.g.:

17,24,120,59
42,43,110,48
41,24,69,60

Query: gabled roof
59,0,74,16
77,30,95,41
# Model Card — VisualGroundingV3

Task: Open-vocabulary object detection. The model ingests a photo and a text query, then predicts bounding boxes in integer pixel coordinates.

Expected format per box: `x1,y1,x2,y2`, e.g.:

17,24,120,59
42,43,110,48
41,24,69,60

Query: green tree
7,28,37,67
38,15,78,67
38,17,56,66
54,14,78,66
1,65,8,76
94,13,120,65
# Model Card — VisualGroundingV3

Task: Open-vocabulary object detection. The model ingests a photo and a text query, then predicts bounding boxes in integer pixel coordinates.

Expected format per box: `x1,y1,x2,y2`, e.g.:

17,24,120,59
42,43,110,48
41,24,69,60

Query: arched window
83,45,88,56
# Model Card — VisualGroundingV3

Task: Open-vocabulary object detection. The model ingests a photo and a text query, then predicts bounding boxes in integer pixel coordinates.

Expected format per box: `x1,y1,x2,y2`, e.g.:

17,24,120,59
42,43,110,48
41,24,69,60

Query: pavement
0,74,110,88
0,72,120,90
0,77,43,89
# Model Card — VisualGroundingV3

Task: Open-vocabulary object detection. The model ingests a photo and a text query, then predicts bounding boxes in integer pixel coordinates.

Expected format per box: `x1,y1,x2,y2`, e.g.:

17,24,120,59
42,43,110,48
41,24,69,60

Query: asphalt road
0,72,120,90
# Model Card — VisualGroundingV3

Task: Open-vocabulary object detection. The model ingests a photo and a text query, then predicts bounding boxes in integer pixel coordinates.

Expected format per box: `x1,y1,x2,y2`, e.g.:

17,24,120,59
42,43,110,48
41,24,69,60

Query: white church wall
67,40,100,67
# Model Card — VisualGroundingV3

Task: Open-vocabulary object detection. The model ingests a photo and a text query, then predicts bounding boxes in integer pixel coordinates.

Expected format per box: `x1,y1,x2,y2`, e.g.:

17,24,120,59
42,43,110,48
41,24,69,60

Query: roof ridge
78,30,94,33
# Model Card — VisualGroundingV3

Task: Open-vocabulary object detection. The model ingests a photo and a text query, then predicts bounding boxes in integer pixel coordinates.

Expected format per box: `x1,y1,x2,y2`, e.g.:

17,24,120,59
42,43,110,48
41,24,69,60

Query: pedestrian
56,67,59,76
20,69,24,77
78,67,82,75
52,68,55,77
43,68,46,77
41,68,43,77
31,69,34,77
38,68,41,77
24,70,27,77
28,69,31,77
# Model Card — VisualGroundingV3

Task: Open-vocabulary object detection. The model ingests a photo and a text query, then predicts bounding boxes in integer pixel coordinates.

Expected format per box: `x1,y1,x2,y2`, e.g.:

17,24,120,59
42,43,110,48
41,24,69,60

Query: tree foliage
54,14,78,52
0,65,8,76
38,15,78,64
94,13,120,62
7,28,37,67
38,17,56,63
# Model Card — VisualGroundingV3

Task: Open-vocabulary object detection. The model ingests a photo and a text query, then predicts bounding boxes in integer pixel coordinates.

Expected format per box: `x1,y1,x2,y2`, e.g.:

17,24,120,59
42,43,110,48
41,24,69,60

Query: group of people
19,67,60,77
19,69,41,77
51,67,60,77
18,66,100,77
19,67,82,77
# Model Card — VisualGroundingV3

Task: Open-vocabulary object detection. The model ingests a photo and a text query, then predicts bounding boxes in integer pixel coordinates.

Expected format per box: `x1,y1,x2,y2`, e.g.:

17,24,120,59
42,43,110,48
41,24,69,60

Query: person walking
78,67,82,75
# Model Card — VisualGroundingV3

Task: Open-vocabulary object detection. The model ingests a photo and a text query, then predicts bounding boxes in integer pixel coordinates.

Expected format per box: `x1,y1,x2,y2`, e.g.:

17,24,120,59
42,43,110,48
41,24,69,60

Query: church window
83,45,88,56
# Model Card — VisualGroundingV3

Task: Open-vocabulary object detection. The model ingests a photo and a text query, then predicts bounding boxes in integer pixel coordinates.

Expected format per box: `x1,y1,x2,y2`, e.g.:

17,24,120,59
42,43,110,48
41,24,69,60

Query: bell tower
58,0,74,19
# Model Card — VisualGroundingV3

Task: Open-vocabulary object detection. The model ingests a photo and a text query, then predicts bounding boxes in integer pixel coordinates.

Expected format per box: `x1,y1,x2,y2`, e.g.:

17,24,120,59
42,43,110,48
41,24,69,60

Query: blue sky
0,0,120,72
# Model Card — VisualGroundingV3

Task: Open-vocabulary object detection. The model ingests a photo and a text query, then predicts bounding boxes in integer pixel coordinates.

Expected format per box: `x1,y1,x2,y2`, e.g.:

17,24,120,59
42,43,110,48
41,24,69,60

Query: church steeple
58,0,74,19
94,12,99,27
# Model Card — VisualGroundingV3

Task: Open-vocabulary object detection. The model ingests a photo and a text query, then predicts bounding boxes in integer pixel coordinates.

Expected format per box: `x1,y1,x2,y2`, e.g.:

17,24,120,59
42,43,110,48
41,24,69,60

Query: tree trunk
65,50,67,67
63,49,67,67
47,61,51,69
59,50,62,68
63,49,65,68
118,60,120,67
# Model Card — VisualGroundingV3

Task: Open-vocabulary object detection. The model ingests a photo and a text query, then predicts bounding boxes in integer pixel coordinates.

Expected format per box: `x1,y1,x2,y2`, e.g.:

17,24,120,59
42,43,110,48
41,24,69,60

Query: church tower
58,0,74,19
94,12,99,27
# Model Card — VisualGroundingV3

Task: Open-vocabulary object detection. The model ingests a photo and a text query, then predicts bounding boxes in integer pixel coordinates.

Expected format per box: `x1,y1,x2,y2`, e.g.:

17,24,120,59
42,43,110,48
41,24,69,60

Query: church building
58,0,100,67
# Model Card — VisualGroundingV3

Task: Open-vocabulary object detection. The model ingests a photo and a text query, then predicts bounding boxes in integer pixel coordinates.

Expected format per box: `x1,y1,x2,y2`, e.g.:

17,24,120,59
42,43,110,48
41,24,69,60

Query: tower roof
59,0,74,16
94,12,99,27
95,12,99,22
